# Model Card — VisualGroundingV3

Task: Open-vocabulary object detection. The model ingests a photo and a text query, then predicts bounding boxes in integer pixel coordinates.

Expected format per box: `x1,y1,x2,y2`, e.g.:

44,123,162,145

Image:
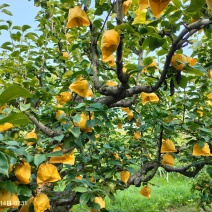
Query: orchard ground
72,172,203,212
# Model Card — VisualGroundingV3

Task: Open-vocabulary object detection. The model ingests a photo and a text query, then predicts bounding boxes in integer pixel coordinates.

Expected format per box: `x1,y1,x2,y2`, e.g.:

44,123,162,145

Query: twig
157,126,163,162
96,4,115,41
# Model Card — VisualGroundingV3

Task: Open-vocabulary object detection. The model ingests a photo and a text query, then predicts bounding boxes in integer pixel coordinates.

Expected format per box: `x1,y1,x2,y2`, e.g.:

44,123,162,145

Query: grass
72,172,196,212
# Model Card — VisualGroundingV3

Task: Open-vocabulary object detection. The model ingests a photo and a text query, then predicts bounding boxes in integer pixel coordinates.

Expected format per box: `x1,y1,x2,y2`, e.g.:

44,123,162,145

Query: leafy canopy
0,0,212,211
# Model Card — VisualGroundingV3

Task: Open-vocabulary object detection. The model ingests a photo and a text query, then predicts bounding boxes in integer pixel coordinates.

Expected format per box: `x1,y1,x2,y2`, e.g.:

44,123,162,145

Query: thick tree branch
115,0,129,86
127,159,211,189
109,95,137,107
127,127,164,187
90,0,130,98
94,18,212,107
162,161,212,177
128,161,159,187
94,95,123,105
96,3,115,42
90,3,117,93
127,160,211,188
125,19,212,97
90,22,102,90
27,115,60,137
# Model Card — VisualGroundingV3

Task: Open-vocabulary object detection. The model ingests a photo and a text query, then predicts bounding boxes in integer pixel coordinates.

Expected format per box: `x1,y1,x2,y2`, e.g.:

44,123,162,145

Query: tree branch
50,191,78,212
27,115,60,137
92,19,212,106
128,161,159,187
162,161,212,177
136,49,144,84
96,3,115,42
109,95,137,107
115,0,129,86
157,127,163,162
90,27,102,90
125,19,212,97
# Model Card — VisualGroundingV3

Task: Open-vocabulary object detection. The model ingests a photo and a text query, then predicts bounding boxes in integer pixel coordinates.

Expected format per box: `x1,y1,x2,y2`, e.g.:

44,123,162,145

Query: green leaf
206,167,212,178
0,152,9,176
183,65,206,76
87,118,101,128
6,20,12,27
0,148,16,158
200,128,211,134
172,0,182,8
72,114,81,123
17,185,32,197
20,103,31,111
53,135,64,142
34,154,47,167
93,19,103,28
143,57,153,66
74,134,85,149
163,123,175,132
86,120,96,128
0,84,32,106
3,180,17,194
25,32,38,41
72,186,87,193
204,24,212,39
71,70,88,78
115,23,137,34
90,202,100,210
1,9,13,16
0,134,4,141
104,169,115,178
178,75,187,89
25,138,37,143
1,41,12,51
12,26,22,30
99,0,105,5
10,147,26,156
124,64,138,71
157,49,167,56
0,25,8,30
197,140,205,148
80,193,91,205
86,103,106,112
0,4,10,9
94,3,110,15
22,25,31,32
74,103,86,109
186,0,205,13
25,153,34,163
11,50,21,58
69,127,81,138
0,113,30,125
4,141,19,146
171,76,179,89
47,150,63,157
86,132,96,142
142,37,164,51
10,32,22,41
132,9,147,25
29,204,34,212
